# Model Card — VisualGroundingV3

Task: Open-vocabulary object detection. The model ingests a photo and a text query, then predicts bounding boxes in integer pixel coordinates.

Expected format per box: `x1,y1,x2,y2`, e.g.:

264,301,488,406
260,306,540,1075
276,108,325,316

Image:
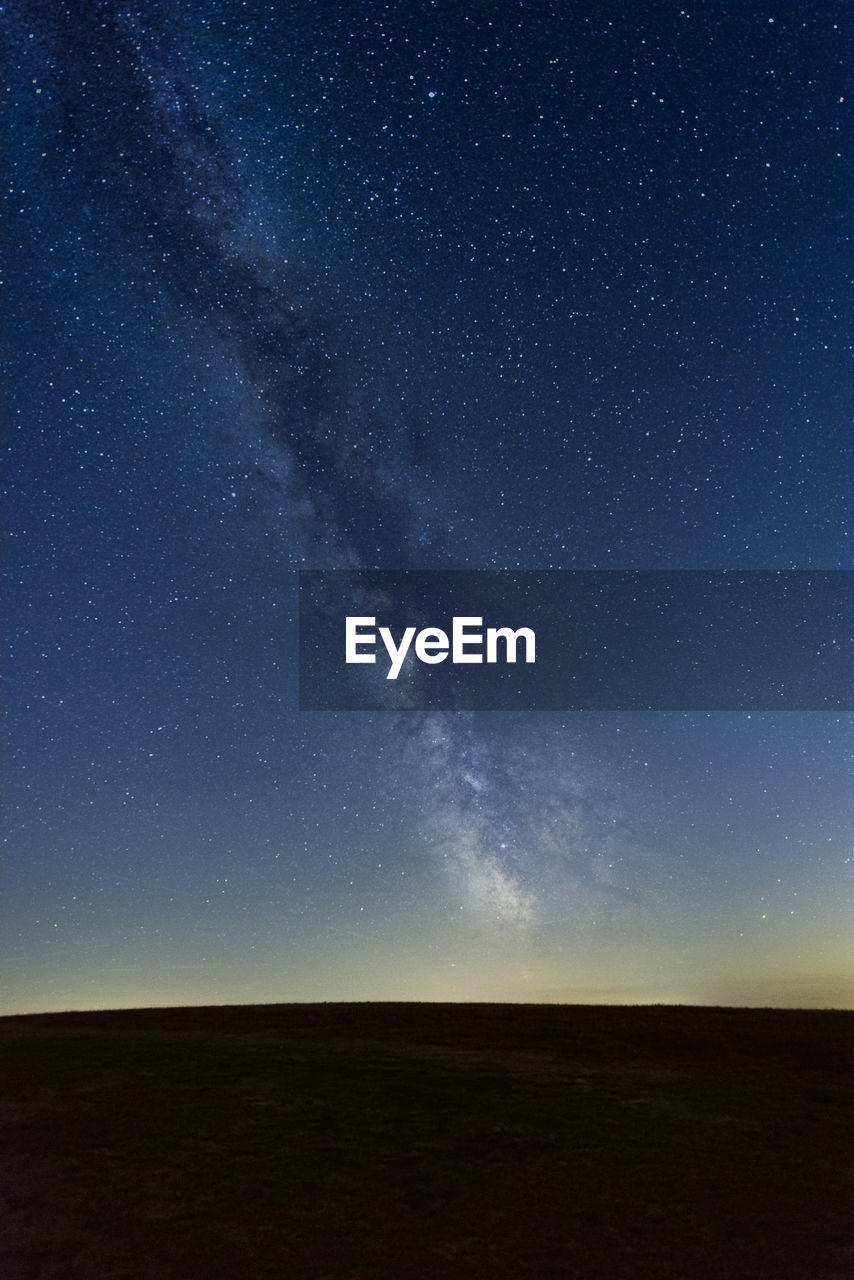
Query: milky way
21,0,422,567
13,0,625,924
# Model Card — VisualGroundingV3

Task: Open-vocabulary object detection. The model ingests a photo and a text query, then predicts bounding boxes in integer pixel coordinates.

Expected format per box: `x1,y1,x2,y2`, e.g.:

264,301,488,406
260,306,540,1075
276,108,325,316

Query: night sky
3,0,851,1014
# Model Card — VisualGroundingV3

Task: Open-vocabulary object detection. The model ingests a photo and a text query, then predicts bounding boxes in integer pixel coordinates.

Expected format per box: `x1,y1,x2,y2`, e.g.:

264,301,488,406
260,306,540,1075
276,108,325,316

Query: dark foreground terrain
1,1002,852,1279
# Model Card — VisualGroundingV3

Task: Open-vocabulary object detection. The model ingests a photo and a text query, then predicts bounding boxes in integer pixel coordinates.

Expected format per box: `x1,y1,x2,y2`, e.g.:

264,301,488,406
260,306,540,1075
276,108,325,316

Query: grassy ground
1,1002,852,1279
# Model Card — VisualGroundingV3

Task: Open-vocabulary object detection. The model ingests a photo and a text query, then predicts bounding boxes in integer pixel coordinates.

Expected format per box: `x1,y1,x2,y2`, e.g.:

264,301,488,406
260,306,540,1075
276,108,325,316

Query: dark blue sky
3,0,851,1012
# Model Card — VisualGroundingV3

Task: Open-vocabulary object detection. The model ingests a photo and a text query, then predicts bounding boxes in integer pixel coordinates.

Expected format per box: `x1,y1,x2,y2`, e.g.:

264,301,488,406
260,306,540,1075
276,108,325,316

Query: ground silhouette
1,1002,852,1278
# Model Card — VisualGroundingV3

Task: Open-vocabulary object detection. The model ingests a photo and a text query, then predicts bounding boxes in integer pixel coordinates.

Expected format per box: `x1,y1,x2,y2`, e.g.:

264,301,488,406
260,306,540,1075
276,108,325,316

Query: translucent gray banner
298,571,851,711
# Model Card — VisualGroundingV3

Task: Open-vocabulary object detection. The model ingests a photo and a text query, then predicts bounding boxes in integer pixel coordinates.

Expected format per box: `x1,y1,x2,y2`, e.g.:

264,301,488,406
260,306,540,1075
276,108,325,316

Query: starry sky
3,0,851,1014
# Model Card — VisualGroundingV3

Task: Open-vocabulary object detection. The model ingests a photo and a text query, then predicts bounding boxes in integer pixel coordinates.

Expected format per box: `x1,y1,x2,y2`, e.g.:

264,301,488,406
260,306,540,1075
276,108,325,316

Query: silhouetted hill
2,1003,852,1278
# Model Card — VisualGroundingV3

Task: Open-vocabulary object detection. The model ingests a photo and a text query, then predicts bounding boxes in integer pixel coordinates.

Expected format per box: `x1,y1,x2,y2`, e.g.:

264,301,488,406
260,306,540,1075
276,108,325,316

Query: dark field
1,1003,852,1279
